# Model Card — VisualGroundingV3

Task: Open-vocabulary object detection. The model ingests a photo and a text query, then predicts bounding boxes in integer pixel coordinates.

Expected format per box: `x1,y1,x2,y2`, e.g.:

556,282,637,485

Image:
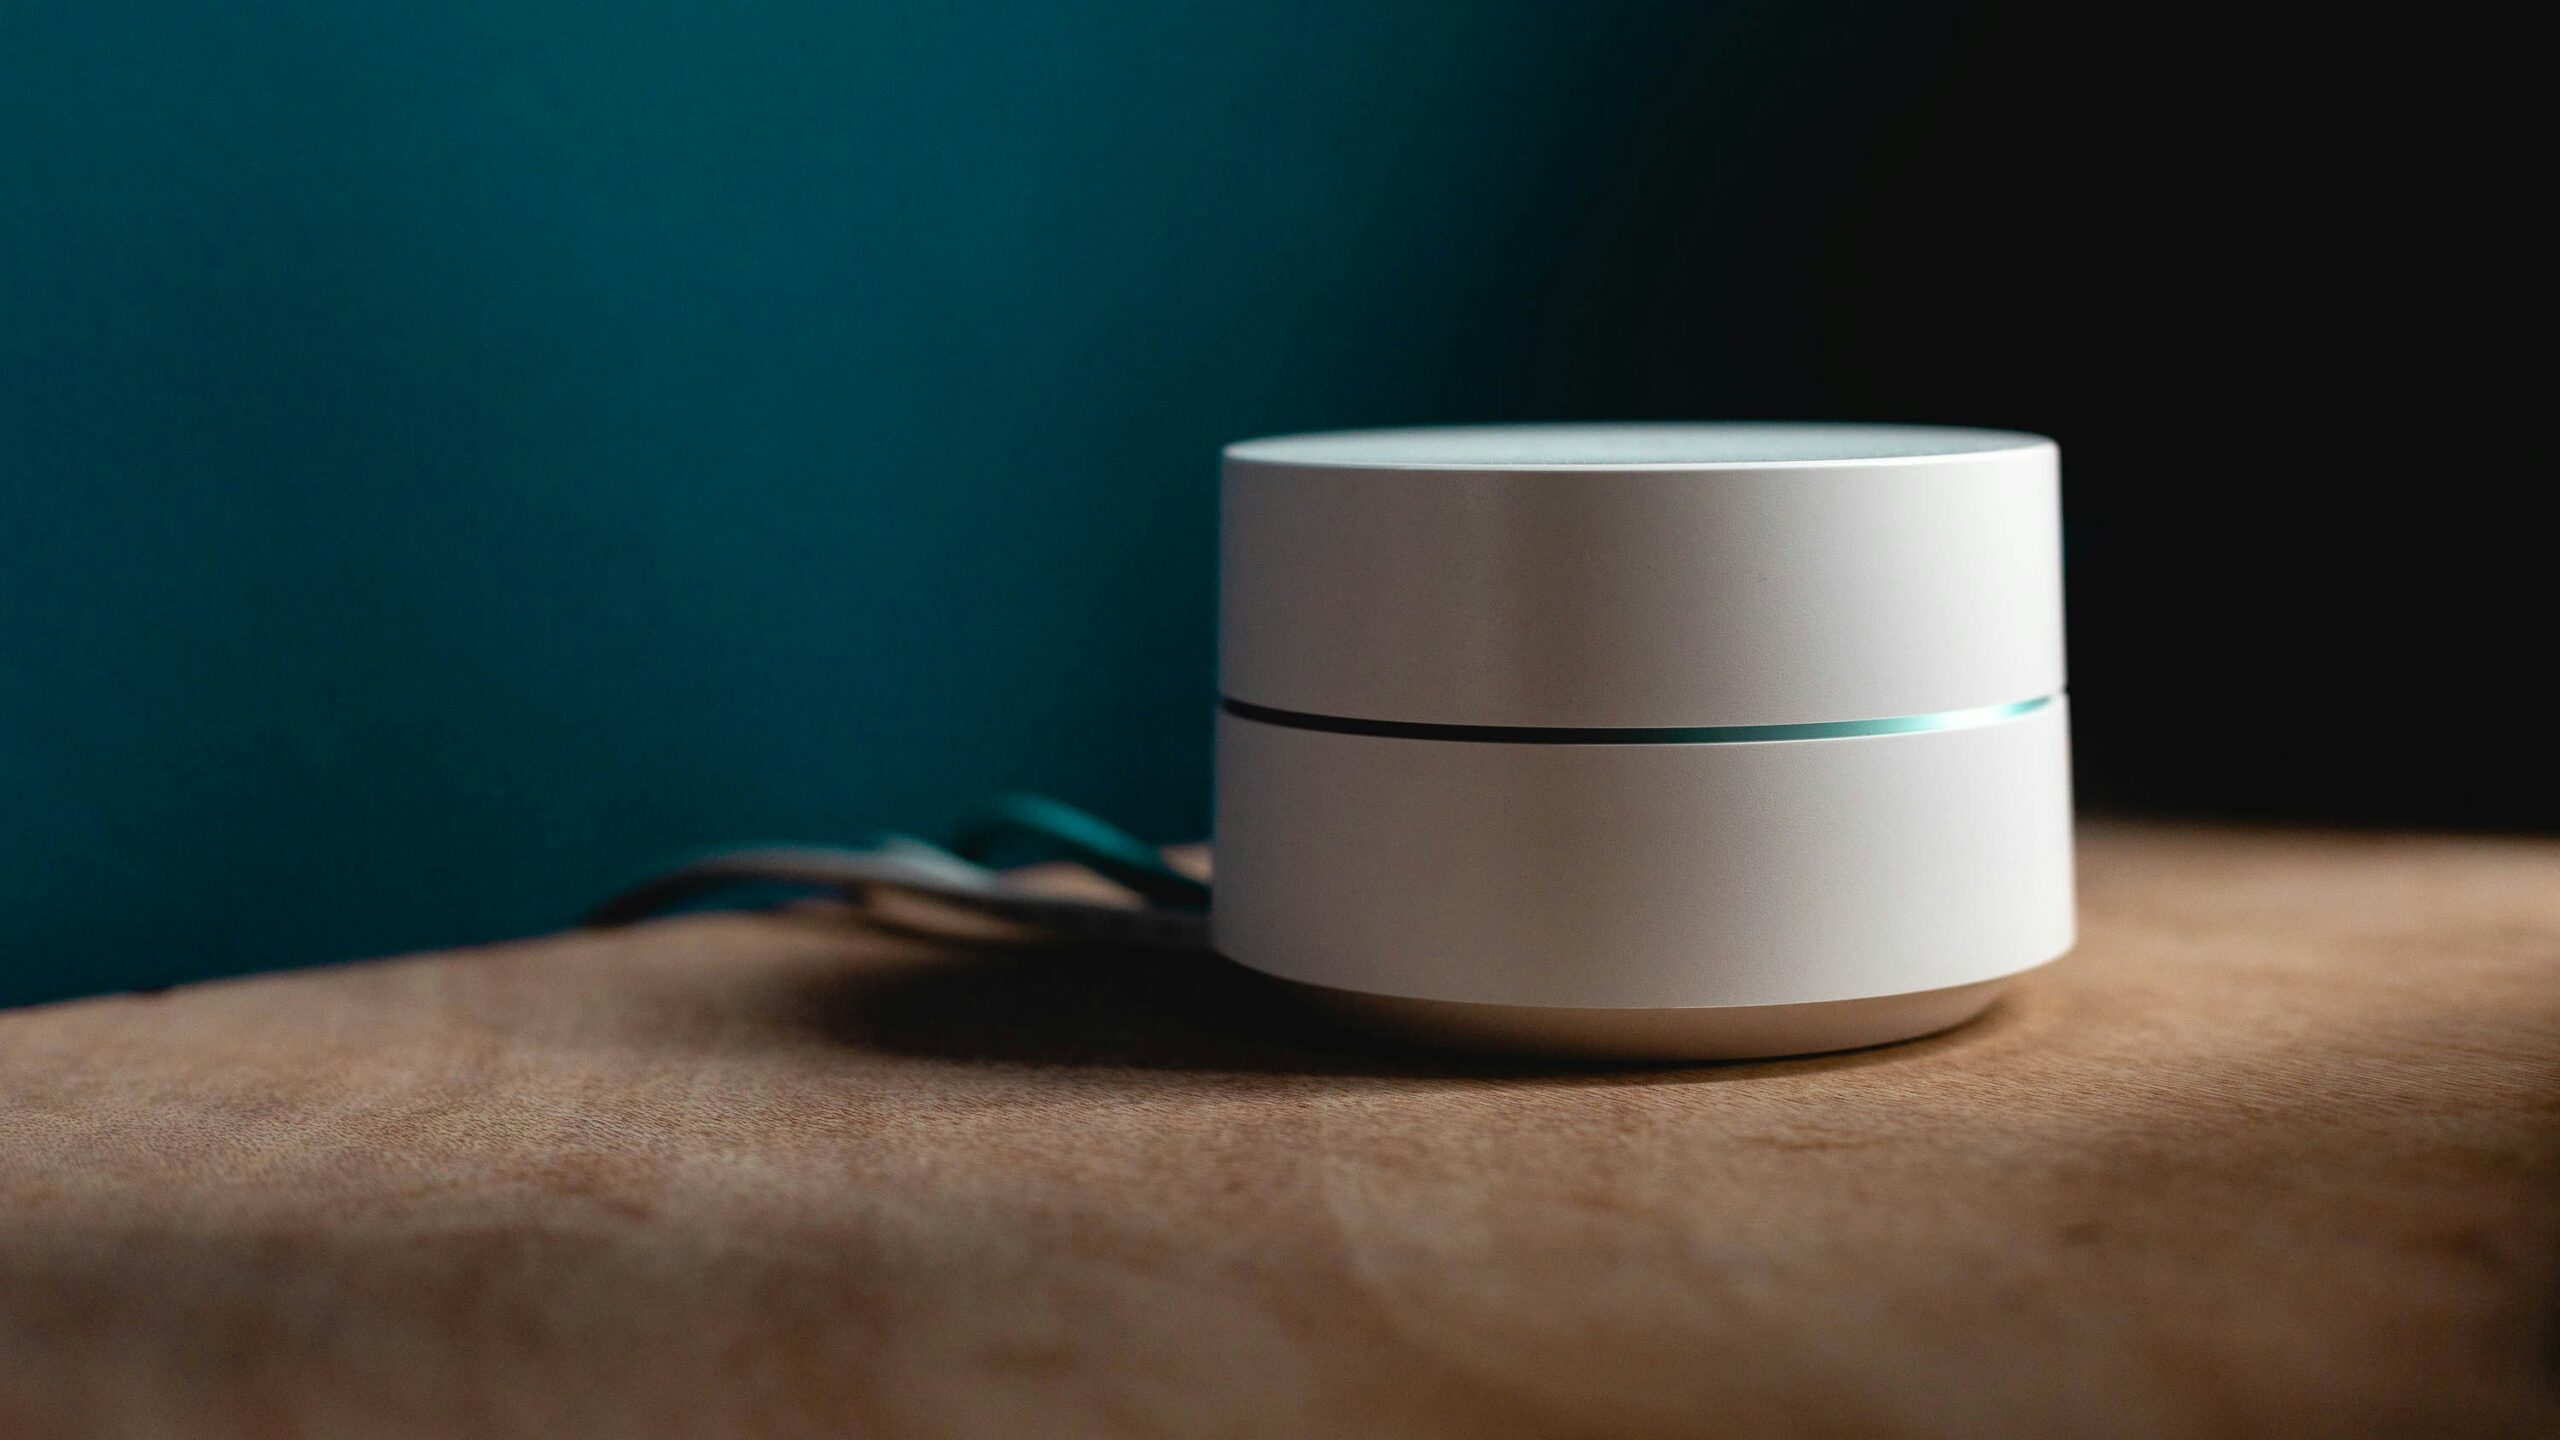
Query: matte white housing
1212,423,2075,1059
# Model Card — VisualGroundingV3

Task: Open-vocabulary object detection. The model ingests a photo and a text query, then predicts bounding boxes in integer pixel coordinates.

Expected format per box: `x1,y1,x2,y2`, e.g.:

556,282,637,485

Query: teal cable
581,794,1210,942
947,793,1210,913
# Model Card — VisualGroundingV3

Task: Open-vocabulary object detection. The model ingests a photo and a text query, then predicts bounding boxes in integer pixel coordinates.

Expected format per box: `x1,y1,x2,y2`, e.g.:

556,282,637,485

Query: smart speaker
1211,423,2074,1059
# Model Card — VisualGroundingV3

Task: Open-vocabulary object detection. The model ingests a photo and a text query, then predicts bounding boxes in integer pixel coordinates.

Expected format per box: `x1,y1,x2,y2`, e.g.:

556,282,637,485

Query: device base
1282,973,2026,1062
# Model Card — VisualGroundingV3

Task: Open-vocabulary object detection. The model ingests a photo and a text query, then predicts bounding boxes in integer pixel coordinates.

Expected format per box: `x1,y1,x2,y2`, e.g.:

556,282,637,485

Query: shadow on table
780,929,2028,1084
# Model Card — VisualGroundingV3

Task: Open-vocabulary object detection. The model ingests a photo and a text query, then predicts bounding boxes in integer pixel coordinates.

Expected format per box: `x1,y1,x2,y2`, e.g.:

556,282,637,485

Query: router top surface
1224,422,2051,470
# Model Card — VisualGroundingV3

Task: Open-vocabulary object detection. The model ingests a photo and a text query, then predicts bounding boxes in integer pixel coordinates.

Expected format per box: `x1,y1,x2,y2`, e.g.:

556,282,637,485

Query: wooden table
4,821,2556,1439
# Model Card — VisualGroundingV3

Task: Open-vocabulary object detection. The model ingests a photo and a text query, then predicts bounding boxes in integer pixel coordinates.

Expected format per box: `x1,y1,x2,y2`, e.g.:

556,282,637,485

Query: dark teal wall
5,1,1806,1004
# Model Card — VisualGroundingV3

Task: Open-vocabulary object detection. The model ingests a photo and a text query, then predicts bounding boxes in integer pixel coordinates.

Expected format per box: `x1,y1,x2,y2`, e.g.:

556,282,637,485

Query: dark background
2,2,2538,1006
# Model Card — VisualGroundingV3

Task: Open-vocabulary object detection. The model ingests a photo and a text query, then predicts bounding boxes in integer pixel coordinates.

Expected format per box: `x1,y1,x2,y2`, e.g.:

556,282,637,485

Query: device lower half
1211,698,2074,1061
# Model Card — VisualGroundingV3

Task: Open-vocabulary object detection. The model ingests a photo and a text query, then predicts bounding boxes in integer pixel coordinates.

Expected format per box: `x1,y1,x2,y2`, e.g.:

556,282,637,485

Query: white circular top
1221,422,2066,728
1226,422,2050,470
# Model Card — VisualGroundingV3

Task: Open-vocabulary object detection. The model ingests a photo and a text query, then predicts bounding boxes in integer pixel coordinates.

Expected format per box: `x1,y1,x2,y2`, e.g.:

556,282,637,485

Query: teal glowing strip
1220,695,2056,745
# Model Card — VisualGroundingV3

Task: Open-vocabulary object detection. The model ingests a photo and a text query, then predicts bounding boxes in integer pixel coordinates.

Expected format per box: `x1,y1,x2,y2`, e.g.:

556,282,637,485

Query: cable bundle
584,794,1209,950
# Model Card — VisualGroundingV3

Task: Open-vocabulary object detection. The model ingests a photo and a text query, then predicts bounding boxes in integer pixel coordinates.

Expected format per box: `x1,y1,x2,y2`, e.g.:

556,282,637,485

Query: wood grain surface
3,821,2557,1439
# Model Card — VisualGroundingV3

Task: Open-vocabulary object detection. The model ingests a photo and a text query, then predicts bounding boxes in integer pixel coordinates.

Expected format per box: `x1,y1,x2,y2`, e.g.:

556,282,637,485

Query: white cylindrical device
1212,423,2074,1059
